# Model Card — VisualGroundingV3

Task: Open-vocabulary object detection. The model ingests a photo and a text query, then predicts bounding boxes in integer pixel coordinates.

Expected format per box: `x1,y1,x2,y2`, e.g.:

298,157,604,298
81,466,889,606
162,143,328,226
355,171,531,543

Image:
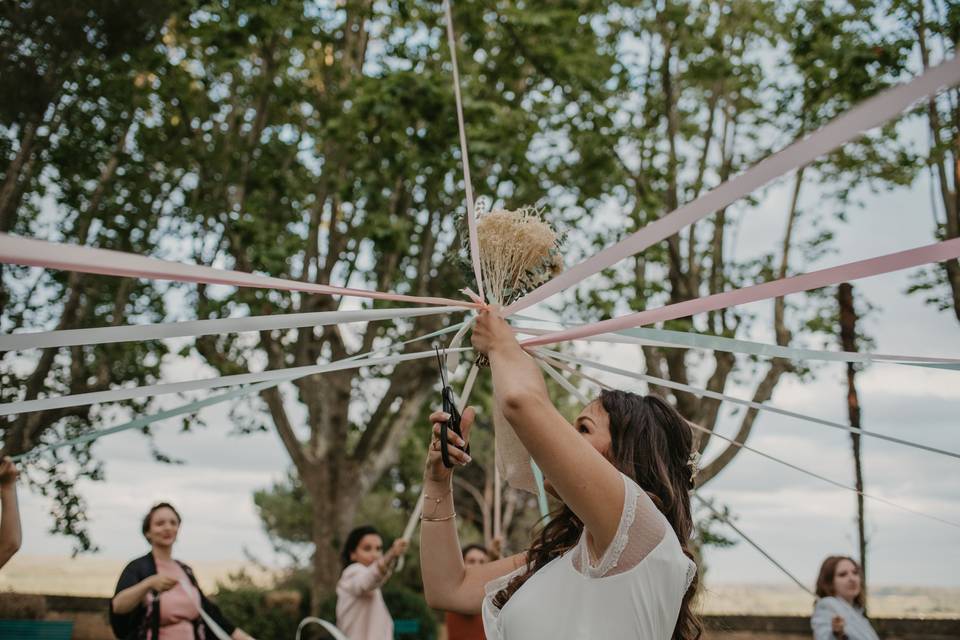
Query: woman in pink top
335,525,408,640
110,503,255,640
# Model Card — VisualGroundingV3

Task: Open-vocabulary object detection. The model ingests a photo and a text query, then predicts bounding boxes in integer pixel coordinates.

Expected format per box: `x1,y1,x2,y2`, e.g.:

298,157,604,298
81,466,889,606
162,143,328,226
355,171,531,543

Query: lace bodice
481,474,697,639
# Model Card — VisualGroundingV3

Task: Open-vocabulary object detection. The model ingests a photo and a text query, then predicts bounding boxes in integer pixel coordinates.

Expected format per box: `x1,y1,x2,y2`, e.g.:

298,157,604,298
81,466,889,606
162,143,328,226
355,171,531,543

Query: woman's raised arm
472,309,625,556
419,407,526,614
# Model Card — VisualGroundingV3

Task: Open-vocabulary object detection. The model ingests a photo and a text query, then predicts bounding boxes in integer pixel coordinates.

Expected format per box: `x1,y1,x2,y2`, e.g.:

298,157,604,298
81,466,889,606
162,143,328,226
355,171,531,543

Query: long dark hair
815,555,865,609
341,525,381,569
492,391,701,640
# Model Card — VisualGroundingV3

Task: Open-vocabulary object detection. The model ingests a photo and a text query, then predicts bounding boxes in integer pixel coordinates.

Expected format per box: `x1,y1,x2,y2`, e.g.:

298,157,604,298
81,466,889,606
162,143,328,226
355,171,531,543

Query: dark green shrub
213,586,300,640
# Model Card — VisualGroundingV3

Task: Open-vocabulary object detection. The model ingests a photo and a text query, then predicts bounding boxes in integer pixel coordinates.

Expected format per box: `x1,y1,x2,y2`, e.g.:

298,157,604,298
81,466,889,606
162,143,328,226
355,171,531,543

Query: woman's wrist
421,479,456,521
423,475,453,496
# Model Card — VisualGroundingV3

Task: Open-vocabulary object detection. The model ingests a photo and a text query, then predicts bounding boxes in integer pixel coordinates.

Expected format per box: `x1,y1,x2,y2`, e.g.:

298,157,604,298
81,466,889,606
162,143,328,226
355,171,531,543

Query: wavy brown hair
491,391,701,640
815,555,865,609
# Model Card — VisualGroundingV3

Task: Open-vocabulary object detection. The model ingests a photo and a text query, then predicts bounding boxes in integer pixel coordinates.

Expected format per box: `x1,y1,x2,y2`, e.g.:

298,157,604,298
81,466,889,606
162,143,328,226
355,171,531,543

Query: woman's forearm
485,321,626,552
418,476,468,609
112,579,153,615
488,340,550,416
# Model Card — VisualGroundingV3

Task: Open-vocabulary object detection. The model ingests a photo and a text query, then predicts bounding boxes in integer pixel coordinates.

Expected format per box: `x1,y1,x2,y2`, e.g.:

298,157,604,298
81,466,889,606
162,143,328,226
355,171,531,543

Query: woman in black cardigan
110,503,255,640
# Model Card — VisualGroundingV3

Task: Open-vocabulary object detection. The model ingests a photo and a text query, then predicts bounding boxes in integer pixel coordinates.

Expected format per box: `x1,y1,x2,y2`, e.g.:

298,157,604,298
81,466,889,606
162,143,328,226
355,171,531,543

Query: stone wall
1,593,958,639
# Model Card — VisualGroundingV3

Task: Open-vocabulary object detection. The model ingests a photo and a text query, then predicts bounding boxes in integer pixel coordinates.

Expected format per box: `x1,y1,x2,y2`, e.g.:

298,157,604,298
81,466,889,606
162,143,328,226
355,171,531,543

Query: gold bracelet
423,490,453,518
420,512,456,522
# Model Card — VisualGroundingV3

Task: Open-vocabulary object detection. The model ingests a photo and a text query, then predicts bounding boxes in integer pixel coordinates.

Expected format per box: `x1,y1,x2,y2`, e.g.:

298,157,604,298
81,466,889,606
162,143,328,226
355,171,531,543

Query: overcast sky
14,117,960,596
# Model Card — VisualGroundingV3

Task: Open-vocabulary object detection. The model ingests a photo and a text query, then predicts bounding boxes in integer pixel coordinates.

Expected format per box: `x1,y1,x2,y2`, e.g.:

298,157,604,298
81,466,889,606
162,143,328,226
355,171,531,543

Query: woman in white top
811,556,879,640
420,309,700,640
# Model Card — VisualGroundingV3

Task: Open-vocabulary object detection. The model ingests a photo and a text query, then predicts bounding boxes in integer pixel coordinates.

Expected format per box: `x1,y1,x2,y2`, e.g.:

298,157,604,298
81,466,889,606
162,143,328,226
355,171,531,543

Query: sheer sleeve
573,474,669,578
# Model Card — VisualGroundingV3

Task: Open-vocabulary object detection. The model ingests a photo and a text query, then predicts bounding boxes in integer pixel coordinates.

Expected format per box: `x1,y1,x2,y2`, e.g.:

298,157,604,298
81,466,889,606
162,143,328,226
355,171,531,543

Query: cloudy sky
13,115,960,597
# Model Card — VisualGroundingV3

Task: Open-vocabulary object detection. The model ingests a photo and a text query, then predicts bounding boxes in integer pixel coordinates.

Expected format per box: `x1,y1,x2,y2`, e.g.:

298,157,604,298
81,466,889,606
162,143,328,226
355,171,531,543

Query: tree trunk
838,282,867,602
307,469,361,614
0,114,41,232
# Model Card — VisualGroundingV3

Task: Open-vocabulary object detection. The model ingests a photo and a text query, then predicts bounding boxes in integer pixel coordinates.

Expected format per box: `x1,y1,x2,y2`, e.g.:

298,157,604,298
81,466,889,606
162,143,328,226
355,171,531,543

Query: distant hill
3,555,958,619
702,583,960,618
0,555,274,597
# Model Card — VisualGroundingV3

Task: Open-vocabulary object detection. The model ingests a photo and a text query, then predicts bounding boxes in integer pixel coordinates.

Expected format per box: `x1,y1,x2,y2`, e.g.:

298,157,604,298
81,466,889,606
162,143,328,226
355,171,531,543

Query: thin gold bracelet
420,512,456,522
423,490,453,518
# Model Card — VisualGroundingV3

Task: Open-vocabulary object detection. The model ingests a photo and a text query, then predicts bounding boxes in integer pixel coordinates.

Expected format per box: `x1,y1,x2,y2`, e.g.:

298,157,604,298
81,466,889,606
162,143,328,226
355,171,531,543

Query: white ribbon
536,348,960,460
177,577,235,640
443,0,485,301
536,350,960,529
513,316,960,368
296,617,349,640
12,326,467,462
0,306,463,351
692,493,814,597
1,347,467,417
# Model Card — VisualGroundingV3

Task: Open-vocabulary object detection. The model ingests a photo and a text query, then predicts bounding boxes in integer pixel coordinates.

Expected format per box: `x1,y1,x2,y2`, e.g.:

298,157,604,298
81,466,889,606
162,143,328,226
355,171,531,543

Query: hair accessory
687,451,701,484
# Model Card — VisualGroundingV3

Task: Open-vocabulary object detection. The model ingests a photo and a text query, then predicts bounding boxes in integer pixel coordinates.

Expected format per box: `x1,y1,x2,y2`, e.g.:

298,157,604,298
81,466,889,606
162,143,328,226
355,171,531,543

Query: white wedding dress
482,473,697,639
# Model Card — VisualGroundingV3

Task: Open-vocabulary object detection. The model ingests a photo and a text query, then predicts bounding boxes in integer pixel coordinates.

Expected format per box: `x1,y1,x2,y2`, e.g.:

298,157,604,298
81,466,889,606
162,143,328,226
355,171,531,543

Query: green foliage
212,583,304,640
3,0,953,581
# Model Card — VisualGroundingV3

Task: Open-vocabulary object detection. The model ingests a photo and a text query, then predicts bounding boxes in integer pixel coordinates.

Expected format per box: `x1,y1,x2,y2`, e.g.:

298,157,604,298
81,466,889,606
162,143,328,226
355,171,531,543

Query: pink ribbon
522,237,960,346
506,56,960,316
0,233,475,308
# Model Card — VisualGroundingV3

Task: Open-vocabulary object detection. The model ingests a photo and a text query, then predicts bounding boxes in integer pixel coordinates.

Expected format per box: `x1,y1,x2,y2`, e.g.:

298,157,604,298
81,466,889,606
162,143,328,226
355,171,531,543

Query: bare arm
419,408,526,614
0,458,22,569
473,309,625,555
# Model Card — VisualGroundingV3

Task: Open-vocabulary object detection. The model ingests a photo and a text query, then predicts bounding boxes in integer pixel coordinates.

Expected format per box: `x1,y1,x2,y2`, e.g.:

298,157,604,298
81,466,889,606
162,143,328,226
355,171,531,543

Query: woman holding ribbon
420,308,701,639
110,502,255,640
0,456,22,570
811,555,879,640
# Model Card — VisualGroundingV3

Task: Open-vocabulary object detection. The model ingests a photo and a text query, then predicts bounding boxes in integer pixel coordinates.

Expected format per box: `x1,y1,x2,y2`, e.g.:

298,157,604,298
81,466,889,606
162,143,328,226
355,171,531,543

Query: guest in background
336,525,408,640
0,457,22,570
110,502,254,640
445,543,497,640
811,555,879,640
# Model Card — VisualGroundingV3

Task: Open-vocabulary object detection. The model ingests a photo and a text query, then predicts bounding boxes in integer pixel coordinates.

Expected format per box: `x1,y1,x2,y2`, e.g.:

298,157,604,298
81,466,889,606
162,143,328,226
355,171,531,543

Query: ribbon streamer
609,327,960,369
0,233,472,308
11,324,467,461
296,617,349,640
443,0,485,302
692,493,814,597
537,348,960,460
523,237,960,346
513,316,960,368
539,352,960,529
11,380,279,462
1,347,467,417
0,306,463,352
506,56,960,315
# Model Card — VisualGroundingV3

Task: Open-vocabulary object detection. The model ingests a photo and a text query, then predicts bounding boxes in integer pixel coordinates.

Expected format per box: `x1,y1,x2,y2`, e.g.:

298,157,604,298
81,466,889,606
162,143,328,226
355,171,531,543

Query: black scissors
435,345,469,468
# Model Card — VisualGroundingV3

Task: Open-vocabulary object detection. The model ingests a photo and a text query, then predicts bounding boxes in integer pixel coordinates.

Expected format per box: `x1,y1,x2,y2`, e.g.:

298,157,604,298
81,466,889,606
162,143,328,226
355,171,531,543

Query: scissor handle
439,386,468,468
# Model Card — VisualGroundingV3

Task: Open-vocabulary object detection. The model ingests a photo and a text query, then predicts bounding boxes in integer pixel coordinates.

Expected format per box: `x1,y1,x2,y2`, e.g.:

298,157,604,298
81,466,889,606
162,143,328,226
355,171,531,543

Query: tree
0,0,184,550
896,0,960,323
136,0,618,609
838,282,868,601
549,0,913,485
